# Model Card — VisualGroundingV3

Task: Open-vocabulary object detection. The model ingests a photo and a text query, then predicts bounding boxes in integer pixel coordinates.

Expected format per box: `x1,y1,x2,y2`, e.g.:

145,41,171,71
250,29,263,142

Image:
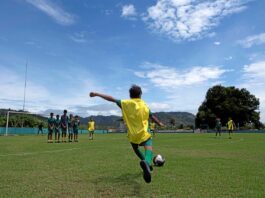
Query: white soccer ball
153,154,165,166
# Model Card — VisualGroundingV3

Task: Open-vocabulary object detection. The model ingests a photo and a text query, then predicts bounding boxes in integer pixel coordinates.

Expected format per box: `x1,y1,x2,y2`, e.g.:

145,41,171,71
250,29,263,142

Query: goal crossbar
5,111,48,136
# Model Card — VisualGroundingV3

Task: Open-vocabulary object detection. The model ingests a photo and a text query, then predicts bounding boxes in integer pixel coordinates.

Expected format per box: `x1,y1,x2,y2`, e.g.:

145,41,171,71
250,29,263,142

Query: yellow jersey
121,98,151,144
227,120,234,130
88,121,95,131
150,123,155,130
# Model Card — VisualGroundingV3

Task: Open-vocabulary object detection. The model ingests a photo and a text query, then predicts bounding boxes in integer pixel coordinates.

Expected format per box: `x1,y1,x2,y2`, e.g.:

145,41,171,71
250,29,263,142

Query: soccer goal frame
5,111,48,136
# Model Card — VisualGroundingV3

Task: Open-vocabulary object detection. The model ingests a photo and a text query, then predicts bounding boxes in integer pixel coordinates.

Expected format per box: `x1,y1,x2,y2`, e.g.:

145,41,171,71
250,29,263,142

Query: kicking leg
140,144,152,183
131,143,145,160
140,138,153,183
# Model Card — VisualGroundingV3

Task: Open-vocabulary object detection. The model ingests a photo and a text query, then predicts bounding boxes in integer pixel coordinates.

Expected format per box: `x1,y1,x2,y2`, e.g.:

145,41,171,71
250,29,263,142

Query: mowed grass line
0,133,265,198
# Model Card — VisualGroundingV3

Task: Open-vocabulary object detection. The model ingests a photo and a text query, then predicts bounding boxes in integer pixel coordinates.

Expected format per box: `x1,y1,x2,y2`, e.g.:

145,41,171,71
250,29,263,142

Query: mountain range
0,109,195,128
80,112,195,128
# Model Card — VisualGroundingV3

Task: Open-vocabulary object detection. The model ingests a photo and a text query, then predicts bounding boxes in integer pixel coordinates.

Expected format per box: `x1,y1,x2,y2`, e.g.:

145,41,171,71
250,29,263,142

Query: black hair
129,85,142,98
56,114,59,117
63,109,67,113
50,112,54,116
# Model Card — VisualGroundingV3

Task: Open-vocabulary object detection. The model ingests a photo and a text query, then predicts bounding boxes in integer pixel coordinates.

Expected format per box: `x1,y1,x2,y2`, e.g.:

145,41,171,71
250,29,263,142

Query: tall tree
196,85,261,128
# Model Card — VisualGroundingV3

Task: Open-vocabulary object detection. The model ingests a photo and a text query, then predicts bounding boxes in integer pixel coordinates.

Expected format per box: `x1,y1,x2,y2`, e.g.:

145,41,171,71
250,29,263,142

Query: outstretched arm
150,114,164,127
90,92,116,103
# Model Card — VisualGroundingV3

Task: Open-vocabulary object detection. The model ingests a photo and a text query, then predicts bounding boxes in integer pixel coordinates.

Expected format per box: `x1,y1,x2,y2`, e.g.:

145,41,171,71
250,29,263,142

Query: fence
0,127,108,135
1,127,265,135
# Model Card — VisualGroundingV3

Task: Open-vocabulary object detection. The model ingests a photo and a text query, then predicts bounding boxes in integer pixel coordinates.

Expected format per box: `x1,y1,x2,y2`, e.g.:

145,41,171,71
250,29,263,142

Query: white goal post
5,111,49,136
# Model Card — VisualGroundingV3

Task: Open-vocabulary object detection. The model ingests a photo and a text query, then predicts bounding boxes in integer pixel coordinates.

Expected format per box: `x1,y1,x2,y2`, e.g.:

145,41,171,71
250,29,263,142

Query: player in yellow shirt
88,118,95,140
90,85,164,183
149,121,156,136
227,117,236,139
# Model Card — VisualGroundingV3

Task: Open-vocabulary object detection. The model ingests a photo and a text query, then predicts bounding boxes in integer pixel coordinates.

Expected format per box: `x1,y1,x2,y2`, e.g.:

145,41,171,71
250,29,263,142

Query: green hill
0,109,195,129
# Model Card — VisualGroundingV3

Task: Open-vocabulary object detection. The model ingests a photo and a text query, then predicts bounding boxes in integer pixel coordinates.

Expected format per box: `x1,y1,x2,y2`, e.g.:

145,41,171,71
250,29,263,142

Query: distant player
215,118,222,137
68,114,74,142
149,121,156,136
88,118,95,140
227,117,236,139
47,112,55,143
37,122,43,135
61,110,68,143
54,114,61,143
90,85,164,183
73,115,80,142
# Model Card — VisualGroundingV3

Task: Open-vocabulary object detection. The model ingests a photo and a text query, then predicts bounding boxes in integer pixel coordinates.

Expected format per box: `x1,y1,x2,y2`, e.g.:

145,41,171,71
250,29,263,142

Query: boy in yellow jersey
150,121,156,136
88,118,95,140
90,85,164,183
227,117,236,139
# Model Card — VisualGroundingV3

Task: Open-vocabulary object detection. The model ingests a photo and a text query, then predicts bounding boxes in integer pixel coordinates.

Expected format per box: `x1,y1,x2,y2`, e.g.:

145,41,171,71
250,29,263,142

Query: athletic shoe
149,165,153,171
140,160,151,183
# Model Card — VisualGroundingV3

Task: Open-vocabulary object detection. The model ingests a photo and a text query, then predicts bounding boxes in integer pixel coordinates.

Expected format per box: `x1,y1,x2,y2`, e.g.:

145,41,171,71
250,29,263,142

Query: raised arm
90,92,116,103
150,114,164,127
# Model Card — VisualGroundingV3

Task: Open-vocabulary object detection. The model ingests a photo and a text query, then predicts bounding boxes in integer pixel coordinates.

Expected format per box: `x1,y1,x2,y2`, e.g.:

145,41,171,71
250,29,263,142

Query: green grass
0,133,265,198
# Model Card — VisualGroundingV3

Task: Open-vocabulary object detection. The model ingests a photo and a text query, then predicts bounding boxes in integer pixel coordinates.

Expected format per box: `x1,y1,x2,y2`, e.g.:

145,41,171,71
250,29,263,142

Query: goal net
4,111,49,136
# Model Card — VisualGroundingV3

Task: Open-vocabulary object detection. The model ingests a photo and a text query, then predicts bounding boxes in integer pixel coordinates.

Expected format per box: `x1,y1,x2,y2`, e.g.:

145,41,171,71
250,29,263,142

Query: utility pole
23,60,28,111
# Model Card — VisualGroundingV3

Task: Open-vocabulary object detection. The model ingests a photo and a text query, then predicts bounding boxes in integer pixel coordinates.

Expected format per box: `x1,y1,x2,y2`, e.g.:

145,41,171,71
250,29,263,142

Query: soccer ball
153,154,165,166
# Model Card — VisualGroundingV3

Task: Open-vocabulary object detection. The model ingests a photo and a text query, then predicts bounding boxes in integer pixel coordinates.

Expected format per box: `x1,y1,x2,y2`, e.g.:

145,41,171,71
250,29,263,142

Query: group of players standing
47,109,96,143
47,109,80,143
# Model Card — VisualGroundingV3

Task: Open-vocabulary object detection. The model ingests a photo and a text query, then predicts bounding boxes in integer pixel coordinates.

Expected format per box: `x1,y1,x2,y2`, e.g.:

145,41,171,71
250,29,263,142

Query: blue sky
1,0,265,121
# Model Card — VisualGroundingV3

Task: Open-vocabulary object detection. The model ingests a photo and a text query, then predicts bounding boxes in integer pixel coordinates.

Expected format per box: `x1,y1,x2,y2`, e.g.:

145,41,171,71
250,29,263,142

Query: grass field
0,133,265,198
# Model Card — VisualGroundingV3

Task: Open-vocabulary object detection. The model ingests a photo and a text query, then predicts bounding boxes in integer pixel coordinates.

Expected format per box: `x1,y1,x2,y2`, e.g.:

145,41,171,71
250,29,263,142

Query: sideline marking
0,148,80,157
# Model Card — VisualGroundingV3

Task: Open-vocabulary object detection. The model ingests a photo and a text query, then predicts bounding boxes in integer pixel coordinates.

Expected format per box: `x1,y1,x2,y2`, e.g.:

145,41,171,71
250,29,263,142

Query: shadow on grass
93,172,143,197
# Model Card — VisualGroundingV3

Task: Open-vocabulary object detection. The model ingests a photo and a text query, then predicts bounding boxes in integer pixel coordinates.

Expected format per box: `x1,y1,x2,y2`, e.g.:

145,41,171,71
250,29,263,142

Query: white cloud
0,65,105,116
237,33,265,48
135,62,228,88
243,61,265,83
144,0,250,41
103,9,113,16
133,62,229,115
241,61,265,122
26,0,75,25
121,4,137,19
0,66,51,111
225,56,233,61
71,104,121,117
149,102,171,112
248,52,265,61
214,41,221,45
69,32,88,43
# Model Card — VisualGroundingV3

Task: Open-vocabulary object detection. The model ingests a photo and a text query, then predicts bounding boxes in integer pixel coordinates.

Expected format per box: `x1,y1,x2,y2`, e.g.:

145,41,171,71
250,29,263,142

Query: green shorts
55,128,60,134
73,129,78,135
48,128,53,135
133,138,152,147
68,128,73,135
61,127,67,135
